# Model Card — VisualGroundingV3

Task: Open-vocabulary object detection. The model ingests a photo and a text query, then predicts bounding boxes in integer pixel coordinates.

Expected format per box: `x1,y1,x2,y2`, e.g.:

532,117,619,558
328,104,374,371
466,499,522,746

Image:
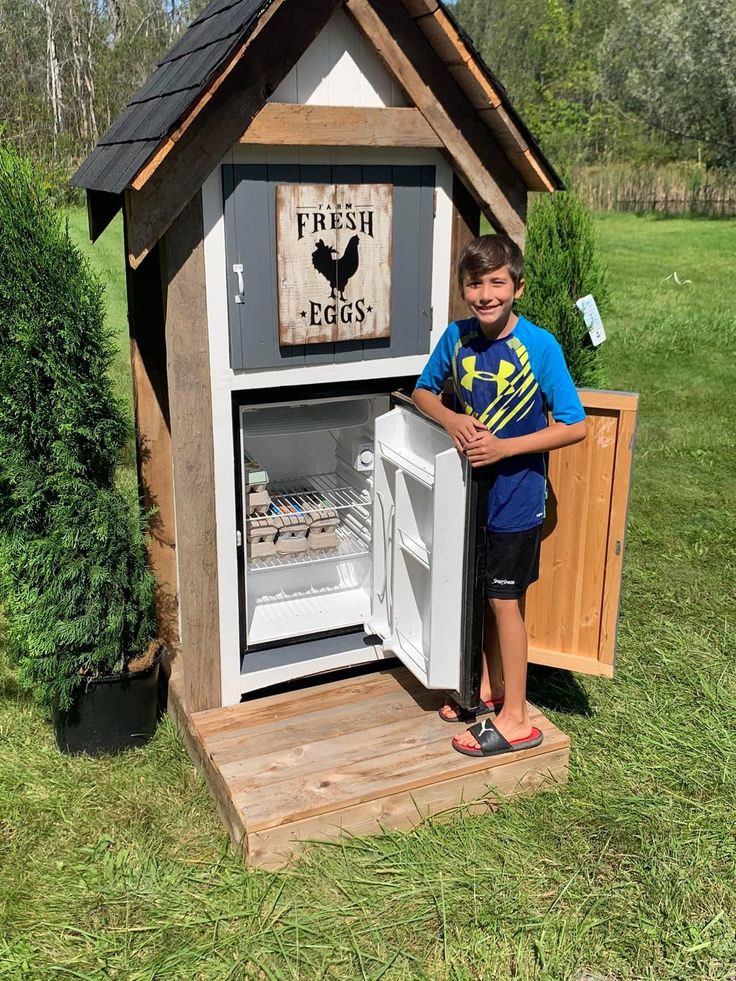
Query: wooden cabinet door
524,390,639,677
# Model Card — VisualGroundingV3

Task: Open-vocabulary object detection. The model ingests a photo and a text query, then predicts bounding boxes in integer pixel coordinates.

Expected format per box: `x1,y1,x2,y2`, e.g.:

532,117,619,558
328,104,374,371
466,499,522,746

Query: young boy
412,234,587,758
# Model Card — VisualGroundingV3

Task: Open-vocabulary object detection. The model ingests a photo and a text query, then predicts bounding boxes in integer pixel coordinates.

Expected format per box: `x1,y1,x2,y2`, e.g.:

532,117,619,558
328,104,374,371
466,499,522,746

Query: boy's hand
444,415,487,453
464,429,508,467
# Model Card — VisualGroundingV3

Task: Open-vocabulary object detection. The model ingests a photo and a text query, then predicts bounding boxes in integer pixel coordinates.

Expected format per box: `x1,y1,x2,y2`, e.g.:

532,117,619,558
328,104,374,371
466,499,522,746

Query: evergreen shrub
518,191,607,389
0,142,156,712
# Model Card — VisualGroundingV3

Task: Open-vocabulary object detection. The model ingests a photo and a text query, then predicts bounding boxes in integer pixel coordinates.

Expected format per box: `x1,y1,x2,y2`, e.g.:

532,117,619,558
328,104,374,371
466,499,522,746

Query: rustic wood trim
131,139,175,193
400,0,439,17
240,104,443,147
400,0,558,193
123,224,179,649
599,405,638,667
130,0,290,192
447,172,480,323
344,0,528,246
125,0,341,266
161,191,222,711
576,389,640,411
166,661,248,854
88,189,123,242
528,646,615,678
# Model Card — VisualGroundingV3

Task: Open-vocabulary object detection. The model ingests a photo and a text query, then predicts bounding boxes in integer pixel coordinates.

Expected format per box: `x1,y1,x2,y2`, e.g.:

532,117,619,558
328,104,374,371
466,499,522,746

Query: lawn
0,212,734,980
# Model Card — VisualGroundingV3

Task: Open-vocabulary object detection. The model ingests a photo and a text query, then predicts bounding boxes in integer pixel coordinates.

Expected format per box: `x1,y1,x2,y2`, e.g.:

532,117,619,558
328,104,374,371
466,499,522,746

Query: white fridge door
367,405,468,690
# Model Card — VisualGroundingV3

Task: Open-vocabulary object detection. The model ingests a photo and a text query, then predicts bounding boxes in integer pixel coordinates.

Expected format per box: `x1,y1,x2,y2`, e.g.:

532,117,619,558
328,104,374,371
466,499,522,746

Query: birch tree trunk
41,0,63,145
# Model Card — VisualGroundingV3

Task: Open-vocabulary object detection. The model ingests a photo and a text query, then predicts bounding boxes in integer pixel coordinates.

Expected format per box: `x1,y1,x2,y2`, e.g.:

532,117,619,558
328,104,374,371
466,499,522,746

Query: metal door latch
233,263,245,304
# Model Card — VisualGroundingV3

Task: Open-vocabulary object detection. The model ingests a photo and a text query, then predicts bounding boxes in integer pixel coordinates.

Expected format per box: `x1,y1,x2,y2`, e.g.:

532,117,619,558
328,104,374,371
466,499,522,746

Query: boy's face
461,265,525,333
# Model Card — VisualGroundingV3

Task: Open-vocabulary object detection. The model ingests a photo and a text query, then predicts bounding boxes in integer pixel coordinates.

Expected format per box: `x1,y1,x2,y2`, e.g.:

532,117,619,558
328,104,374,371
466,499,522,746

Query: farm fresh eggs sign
276,184,392,345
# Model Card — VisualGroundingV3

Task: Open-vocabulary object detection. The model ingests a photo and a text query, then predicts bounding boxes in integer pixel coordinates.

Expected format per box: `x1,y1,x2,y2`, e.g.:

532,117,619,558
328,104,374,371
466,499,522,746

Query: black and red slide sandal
452,718,543,757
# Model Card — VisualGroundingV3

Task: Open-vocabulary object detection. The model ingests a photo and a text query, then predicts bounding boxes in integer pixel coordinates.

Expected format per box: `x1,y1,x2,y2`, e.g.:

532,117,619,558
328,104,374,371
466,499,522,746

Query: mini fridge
237,385,487,707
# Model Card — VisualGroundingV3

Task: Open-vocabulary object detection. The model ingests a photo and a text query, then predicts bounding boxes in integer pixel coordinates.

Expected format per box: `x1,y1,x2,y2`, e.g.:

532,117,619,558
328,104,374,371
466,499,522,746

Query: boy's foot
452,718,543,757
438,693,505,723
451,709,532,751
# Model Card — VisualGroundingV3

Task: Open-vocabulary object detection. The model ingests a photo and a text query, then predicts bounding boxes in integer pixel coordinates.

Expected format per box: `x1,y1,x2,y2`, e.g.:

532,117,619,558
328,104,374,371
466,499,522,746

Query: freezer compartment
240,395,390,648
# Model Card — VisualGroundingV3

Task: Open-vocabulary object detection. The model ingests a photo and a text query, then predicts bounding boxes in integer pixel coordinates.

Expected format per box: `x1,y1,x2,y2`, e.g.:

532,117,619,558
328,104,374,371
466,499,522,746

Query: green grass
1,212,735,980
63,210,132,416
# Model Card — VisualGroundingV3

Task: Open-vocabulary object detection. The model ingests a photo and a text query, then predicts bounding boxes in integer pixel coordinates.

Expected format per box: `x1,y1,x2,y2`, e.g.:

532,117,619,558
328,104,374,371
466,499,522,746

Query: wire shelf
246,472,372,573
245,471,371,522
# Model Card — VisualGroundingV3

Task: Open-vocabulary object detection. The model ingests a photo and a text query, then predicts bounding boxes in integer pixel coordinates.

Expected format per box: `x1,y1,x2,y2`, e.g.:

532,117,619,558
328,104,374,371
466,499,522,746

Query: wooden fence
573,163,736,217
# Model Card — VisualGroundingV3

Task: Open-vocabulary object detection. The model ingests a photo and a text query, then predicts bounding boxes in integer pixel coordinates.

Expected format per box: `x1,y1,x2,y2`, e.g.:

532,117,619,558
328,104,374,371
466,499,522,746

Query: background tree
599,0,736,166
453,0,736,171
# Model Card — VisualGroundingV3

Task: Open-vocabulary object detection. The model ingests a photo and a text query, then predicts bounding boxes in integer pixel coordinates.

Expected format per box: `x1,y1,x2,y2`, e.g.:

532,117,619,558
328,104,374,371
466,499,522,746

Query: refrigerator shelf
247,473,372,572
245,472,371,522
248,519,370,572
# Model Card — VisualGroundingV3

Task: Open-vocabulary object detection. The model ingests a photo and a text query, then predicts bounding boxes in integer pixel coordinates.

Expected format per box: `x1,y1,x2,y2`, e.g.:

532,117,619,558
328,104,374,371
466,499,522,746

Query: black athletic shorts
481,525,542,599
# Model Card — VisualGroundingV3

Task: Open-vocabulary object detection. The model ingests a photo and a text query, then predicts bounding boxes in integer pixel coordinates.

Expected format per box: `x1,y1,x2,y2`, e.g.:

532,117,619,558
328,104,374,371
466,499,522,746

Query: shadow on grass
527,664,592,718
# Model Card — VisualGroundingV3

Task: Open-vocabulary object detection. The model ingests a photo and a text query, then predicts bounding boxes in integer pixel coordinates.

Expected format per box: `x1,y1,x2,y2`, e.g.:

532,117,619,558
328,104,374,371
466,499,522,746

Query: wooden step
176,665,569,869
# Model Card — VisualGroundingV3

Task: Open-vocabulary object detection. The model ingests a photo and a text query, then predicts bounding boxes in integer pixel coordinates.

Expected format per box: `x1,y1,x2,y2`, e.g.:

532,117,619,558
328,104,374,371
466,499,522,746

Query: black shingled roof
71,0,273,193
72,0,559,197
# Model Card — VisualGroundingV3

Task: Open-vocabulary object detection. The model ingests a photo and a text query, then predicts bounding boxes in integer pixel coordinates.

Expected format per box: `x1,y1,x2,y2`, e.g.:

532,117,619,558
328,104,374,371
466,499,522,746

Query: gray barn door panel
223,164,435,372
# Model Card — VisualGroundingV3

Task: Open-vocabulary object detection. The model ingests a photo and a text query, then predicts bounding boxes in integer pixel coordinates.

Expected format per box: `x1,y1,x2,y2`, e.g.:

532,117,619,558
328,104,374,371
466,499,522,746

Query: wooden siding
162,192,222,711
447,172,481,323
524,391,639,676
124,233,179,648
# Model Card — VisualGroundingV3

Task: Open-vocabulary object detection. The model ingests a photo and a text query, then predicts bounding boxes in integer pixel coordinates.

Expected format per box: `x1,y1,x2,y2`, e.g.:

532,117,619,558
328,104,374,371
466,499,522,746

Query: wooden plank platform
173,665,570,869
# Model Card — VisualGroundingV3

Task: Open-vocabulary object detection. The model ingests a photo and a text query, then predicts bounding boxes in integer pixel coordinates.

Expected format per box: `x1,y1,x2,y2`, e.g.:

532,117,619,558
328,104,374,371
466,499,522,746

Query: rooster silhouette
311,235,360,300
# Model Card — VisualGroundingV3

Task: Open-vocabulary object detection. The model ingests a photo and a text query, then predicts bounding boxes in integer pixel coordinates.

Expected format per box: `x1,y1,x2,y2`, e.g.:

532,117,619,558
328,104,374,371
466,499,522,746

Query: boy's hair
457,234,524,288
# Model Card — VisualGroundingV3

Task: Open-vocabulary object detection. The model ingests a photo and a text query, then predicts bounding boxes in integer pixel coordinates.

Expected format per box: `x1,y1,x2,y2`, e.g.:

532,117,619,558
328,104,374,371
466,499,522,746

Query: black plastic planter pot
53,645,164,756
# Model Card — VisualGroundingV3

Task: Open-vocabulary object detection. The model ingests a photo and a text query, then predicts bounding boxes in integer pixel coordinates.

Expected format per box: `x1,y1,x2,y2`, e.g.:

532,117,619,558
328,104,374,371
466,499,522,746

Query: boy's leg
438,602,505,721
453,597,532,749
483,601,505,702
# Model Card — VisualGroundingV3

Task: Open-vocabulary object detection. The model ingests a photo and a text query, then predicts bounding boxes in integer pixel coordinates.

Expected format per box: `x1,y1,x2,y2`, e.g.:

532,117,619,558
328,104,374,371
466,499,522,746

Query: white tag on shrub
575,294,606,347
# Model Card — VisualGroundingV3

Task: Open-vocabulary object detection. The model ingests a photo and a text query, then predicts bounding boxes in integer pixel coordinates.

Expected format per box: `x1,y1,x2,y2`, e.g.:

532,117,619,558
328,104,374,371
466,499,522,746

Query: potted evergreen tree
0,143,161,755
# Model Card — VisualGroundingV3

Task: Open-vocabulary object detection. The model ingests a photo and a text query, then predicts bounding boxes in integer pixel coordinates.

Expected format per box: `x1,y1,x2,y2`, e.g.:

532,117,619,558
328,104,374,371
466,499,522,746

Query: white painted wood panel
202,159,244,707
271,8,409,108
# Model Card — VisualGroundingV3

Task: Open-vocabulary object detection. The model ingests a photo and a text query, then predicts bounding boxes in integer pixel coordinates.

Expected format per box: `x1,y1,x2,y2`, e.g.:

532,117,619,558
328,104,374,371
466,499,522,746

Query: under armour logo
460,356,516,396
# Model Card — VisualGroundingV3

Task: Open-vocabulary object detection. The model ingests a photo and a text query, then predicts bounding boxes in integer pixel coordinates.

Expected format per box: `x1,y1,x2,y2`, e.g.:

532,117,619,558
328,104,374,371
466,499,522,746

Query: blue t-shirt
415,316,585,532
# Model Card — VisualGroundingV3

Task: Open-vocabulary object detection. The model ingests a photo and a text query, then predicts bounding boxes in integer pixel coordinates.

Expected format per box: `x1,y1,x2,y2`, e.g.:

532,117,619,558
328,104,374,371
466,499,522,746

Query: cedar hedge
519,191,607,390
0,142,156,713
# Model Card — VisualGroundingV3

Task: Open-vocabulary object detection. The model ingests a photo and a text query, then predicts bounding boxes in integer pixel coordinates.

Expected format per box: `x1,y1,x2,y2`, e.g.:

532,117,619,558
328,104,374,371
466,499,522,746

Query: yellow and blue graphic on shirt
451,330,543,437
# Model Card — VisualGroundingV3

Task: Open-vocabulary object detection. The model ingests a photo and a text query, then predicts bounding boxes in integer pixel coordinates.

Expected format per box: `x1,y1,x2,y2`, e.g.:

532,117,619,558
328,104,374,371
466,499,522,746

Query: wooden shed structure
73,0,637,867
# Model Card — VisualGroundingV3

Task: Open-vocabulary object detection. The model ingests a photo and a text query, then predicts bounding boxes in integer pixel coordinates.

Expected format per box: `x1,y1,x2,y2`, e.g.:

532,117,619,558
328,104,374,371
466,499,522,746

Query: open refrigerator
237,388,486,704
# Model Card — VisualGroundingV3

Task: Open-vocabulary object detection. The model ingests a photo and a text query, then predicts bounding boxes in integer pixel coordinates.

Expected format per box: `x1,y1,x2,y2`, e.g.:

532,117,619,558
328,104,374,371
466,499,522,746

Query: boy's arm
412,388,485,453
464,419,586,467
411,323,486,453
